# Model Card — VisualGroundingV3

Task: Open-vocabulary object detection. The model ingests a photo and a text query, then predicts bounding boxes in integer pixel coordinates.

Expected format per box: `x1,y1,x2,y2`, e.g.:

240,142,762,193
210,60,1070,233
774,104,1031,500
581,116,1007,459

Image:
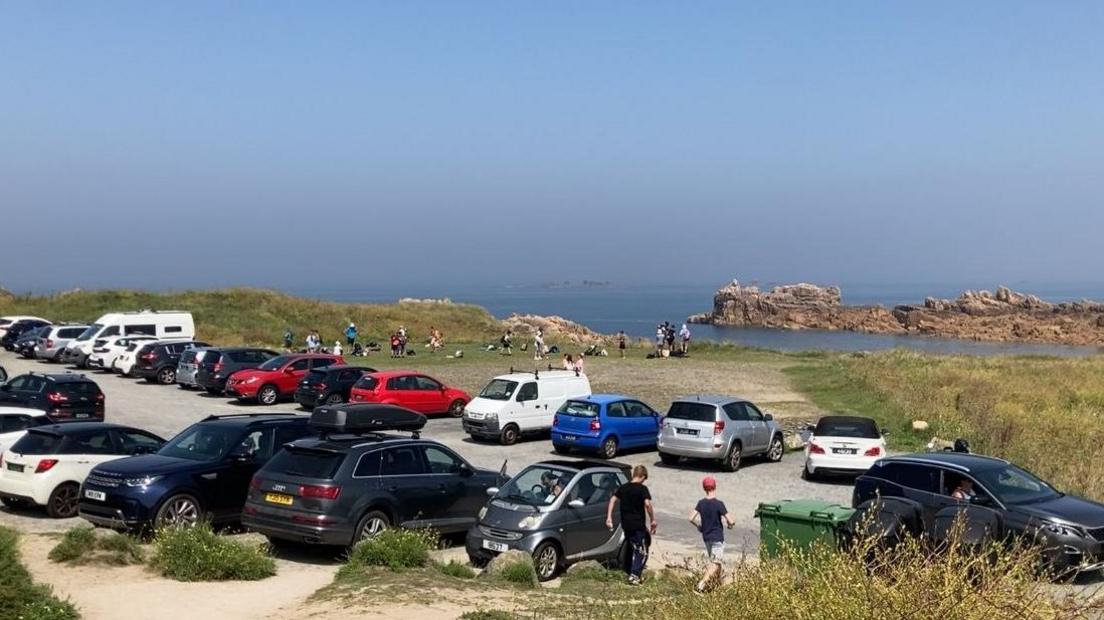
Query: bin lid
755,499,856,524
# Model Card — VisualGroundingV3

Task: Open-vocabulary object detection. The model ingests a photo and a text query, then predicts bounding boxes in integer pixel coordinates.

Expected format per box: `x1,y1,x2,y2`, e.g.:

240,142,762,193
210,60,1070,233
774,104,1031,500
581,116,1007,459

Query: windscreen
353,376,379,390
157,424,241,461
258,355,292,371
814,417,880,439
479,379,518,401
666,402,716,422
558,400,600,417
974,465,1059,505
76,324,103,341
265,448,345,479
497,466,577,506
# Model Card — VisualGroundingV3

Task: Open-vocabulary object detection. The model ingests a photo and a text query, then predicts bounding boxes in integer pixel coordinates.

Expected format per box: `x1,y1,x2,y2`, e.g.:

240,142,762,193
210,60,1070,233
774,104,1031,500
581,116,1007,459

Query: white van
462,370,592,445
62,311,195,368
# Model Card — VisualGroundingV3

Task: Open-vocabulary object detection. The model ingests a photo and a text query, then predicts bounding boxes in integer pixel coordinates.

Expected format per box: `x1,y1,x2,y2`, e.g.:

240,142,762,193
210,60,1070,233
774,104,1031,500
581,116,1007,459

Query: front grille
1087,527,1104,543
479,525,522,541
85,473,122,488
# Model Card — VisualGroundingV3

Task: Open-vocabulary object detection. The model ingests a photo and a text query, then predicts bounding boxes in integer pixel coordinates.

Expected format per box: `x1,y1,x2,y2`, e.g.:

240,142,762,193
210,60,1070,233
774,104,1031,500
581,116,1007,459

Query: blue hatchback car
551,395,661,459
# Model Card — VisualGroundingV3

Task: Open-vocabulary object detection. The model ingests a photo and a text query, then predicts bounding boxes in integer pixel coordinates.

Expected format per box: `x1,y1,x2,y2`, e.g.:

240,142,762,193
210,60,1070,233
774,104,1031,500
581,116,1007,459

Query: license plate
482,540,508,552
84,489,106,501
265,493,294,506
676,428,699,436
832,448,857,455
74,413,89,419
561,434,576,441
6,463,24,473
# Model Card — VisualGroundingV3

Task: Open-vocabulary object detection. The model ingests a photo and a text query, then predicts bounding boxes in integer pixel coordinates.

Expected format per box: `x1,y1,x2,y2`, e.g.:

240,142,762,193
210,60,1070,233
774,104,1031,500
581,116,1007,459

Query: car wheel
552,444,570,455
801,464,816,481
324,393,345,406
354,510,391,543
157,366,176,385
1,496,29,510
155,494,203,529
468,554,490,569
721,443,742,472
533,541,562,581
46,483,81,519
766,435,784,462
205,387,222,395
599,436,618,459
658,452,680,466
500,424,520,446
257,385,279,406
447,399,466,418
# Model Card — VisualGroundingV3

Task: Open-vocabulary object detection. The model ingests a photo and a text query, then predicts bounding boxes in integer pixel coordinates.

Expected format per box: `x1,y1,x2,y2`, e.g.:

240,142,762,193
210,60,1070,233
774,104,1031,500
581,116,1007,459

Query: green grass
0,527,79,620
433,559,477,579
48,527,144,566
343,529,437,573
459,612,518,620
496,560,538,588
149,525,275,582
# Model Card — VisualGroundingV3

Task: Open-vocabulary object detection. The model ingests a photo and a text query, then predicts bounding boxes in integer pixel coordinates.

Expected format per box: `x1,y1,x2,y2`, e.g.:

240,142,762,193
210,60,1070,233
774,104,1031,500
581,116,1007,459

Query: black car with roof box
0,373,104,421
294,364,376,409
243,403,503,546
194,347,280,395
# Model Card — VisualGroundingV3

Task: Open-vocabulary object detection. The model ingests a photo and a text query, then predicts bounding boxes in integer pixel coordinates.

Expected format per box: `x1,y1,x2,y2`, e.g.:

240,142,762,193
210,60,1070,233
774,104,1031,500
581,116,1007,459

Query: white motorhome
462,369,592,445
62,311,194,368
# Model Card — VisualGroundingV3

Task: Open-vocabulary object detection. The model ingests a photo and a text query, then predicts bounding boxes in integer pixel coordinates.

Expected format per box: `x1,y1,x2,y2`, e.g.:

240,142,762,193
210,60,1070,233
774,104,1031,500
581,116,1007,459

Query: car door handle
387,485,400,492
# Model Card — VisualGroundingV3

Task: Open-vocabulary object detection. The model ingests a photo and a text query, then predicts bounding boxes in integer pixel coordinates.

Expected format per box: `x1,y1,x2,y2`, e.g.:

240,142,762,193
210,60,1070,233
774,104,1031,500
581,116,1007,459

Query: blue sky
2,2,1102,292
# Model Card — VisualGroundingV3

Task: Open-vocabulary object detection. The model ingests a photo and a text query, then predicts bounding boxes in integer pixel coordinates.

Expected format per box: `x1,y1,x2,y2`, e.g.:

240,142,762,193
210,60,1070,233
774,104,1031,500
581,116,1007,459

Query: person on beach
344,323,357,347
398,325,408,356
655,325,665,357
306,330,321,353
617,330,627,358
283,328,294,351
689,476,735,594
562,353,574,370
500,329,513,355
390,333,402,358
607,465,657,585
534,328,545,360
428,327,444,353
665,323,676,353
332,341,343,356
679,323,691,355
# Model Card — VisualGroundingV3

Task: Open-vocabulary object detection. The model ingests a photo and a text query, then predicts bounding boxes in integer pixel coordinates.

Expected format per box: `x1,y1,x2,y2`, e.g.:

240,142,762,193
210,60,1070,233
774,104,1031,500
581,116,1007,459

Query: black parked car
1,319,51,351
194,347,280,395
243,403,503,546
853,453,1104,575
14,326,51,358
294,365,376,409
0,373,105,421
79,413,311,531
131,340,210,385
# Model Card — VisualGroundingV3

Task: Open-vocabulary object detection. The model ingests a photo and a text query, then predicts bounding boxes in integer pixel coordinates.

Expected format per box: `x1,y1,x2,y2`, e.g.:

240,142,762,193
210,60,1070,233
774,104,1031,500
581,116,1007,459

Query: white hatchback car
802,415,887,480
0,422,165,517
88,336,158,372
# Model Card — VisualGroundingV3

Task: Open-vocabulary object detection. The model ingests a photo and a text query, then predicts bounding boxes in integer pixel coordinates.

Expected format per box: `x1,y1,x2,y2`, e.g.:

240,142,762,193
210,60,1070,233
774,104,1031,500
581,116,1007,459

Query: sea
292,282,1104,358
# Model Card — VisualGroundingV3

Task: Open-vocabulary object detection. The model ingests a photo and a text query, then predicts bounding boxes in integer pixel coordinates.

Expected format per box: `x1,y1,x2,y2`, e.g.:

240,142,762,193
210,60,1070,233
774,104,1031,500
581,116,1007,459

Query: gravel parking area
0,350,853,557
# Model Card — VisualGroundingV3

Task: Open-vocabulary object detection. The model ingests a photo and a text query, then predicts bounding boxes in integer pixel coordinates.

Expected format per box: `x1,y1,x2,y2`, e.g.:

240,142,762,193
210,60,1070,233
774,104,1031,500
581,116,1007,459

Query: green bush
460,611,516,620
560,564,625,584
346,529,437,571
497,561,538,588
0,527,78,620
150,525,275,581
433,559,476,579
48,527,144,566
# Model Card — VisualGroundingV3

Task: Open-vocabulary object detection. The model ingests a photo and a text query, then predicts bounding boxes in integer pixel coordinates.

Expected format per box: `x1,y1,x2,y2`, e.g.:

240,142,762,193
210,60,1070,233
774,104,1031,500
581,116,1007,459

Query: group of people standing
606,466,733,593
654,321,691,357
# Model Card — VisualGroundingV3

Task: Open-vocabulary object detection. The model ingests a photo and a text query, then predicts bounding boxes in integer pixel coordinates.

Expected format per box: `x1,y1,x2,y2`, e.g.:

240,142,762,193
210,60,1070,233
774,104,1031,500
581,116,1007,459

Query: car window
423,446,464,474
478,379,518,401
516,382,538,402
1,415,34,433
380,446,427,476
6,375,27,390
814,417,880,438
722,403,749,421
744,403,765,421
338,369,360,383
55,381,99,397
973,465,1059,504
606,402,626,418
386,377,406,391
115,430,164,453
880,463,941,493
289,359,310,372
625,401,654,417
414,376,441,391
668,402,718,422
101,325,121,337
267,448,346,479
24,376,46,392
59,328,85,338
157,424,241,461
354,451,383,477
66,430,116,455
311,358,336,369
123,324,153,336
10,431,63,454
558,400,599,417
498,466,577,506
567,472,621,506
354,376,379,391
238,428,277,461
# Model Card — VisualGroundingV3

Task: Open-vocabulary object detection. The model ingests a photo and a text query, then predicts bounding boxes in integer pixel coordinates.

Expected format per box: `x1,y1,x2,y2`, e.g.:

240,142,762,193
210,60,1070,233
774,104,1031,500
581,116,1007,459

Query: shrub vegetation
344,529,437,572
0,527,78,620
434,559,477,579
48,527,144,566
150,525,275,581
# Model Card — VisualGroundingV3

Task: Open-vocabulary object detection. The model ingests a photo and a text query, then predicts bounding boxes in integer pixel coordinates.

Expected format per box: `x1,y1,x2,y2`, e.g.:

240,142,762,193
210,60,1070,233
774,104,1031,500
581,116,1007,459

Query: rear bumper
0,475,50,505
293,390,321,408
806,453,878,475
131,366,159,379
657,439,726,459
552,431,602,450
242,508,354,546
177,370,200,386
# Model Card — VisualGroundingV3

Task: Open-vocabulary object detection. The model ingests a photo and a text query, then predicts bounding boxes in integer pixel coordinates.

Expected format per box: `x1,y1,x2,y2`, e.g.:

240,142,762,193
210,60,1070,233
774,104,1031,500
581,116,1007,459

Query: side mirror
130,445,152,456
485,487,499,497
763,413,774,421
458,463,473,477
229,447,253,463
881,430,890,437
970,495,992,507
804,424,815,433
567,499,585,509
284,367,296,374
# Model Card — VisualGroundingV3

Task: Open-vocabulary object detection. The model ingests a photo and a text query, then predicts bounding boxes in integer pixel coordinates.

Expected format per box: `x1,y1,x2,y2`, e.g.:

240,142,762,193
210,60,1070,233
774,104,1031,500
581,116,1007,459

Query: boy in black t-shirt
606,465,656,585
688,476,735,593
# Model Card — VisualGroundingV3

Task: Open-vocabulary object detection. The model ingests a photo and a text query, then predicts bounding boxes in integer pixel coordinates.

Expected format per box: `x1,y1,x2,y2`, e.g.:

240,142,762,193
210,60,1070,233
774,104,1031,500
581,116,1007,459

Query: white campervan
462,369,592,445
62,311,194,368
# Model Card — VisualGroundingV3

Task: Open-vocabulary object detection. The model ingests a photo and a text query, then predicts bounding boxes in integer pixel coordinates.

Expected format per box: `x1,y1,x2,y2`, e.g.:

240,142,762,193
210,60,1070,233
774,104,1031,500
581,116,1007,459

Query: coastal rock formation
503,313,605,345
690,280,1104,346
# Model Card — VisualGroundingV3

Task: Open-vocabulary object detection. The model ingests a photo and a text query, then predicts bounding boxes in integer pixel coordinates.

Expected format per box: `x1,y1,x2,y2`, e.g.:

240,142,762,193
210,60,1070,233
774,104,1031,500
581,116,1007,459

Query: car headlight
485,412,498,420
1043,522,1082,538
478,506,487,520
517,515,541,530
122,475,161,488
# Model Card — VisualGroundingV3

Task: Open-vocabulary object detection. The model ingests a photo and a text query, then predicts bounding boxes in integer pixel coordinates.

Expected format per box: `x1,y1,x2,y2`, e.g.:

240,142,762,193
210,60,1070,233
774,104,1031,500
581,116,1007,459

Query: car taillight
46,392,68,403
552,414,559,427
95,392,105,401
35,459,59,473
589,419,601,432
46,339,54,348
299,485,341,500
141,352,156,361
250,476,262,489
213,362,224,373
809,443,825,454
316,383,327,391
864,446,882,457
713,420,725,435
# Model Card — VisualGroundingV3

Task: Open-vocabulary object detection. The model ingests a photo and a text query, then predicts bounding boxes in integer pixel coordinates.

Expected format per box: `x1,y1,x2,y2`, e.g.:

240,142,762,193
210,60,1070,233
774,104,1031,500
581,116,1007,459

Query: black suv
294,364,376,409
854,453,1104,575
132,340,210,385
79,413,311,531
243,403,503,546
1,319,51,351
194,347,280,395
0,373,105,421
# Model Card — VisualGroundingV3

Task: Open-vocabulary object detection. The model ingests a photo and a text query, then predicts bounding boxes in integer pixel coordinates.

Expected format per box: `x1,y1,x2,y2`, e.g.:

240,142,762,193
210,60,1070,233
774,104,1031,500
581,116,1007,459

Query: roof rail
201,413,300,421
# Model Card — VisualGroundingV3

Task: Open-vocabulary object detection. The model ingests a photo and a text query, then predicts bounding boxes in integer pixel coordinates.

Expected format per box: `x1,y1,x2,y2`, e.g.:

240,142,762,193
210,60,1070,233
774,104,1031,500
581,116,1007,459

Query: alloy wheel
51,485,79,518
535,544,559,580
259,386,278,405
161,497,200,528
359,516,388,540
601,437,618,459
768,437,784,461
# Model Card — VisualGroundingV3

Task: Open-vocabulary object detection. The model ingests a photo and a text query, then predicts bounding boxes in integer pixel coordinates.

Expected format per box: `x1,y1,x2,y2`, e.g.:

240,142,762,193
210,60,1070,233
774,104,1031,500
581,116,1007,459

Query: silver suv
36,325,90,362
657,394,785,471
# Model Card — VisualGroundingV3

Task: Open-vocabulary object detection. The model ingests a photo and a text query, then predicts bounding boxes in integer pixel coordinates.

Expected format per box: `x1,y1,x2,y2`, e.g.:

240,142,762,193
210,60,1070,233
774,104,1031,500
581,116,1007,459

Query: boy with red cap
688,475,735,593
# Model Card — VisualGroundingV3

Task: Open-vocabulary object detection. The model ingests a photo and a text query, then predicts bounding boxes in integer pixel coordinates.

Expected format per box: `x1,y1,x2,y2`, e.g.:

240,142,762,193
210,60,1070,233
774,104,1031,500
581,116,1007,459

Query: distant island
541,280,612,289
689,279,1104,346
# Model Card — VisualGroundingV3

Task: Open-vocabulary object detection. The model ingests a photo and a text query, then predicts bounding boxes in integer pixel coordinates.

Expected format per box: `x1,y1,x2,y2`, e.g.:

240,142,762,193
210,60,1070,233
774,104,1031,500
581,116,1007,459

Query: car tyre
257,385,279,406
155,494,203,529
533,541,562,581
157,366,176,385
766,435,784,462
721,442,742,472
205,387,222,395
467,554,490,569
324,393,345,406
500,424,520,446
354,510,391,543
658,452,680,466
552,444,570,455
46,483,81,519
801,464,816,481
447,399,466,418
1,497,30,510
599,436,618,459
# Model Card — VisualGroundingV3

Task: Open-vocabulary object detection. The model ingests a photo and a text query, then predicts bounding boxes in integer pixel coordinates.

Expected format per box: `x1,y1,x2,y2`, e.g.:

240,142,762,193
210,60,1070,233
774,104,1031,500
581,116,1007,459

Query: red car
349,370,470,416
225,354,344,405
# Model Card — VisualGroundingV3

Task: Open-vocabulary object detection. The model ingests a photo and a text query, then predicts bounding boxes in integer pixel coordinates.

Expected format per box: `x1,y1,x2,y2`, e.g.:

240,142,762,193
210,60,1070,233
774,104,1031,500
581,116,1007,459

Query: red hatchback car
349,370,470,416
225,354,344,405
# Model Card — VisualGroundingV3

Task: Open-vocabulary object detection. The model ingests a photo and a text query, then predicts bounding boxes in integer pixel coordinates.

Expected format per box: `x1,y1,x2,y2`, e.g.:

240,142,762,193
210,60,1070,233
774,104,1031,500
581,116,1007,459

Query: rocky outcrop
690,280,1104,346
503,313,605,345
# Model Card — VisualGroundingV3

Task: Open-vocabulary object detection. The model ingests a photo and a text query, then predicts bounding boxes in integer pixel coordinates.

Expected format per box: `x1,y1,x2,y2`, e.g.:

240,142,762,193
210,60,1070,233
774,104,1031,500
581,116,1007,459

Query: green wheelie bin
754,499,856,559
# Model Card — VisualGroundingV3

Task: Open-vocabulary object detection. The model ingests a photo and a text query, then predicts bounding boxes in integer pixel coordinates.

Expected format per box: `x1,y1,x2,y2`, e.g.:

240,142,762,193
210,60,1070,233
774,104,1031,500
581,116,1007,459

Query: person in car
689,476,735,594
952,477,977,501
606,465,656,585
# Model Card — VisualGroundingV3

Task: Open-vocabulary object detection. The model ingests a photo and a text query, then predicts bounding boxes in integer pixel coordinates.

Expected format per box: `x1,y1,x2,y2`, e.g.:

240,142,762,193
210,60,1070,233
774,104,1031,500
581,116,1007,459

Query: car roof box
309,403,427,436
